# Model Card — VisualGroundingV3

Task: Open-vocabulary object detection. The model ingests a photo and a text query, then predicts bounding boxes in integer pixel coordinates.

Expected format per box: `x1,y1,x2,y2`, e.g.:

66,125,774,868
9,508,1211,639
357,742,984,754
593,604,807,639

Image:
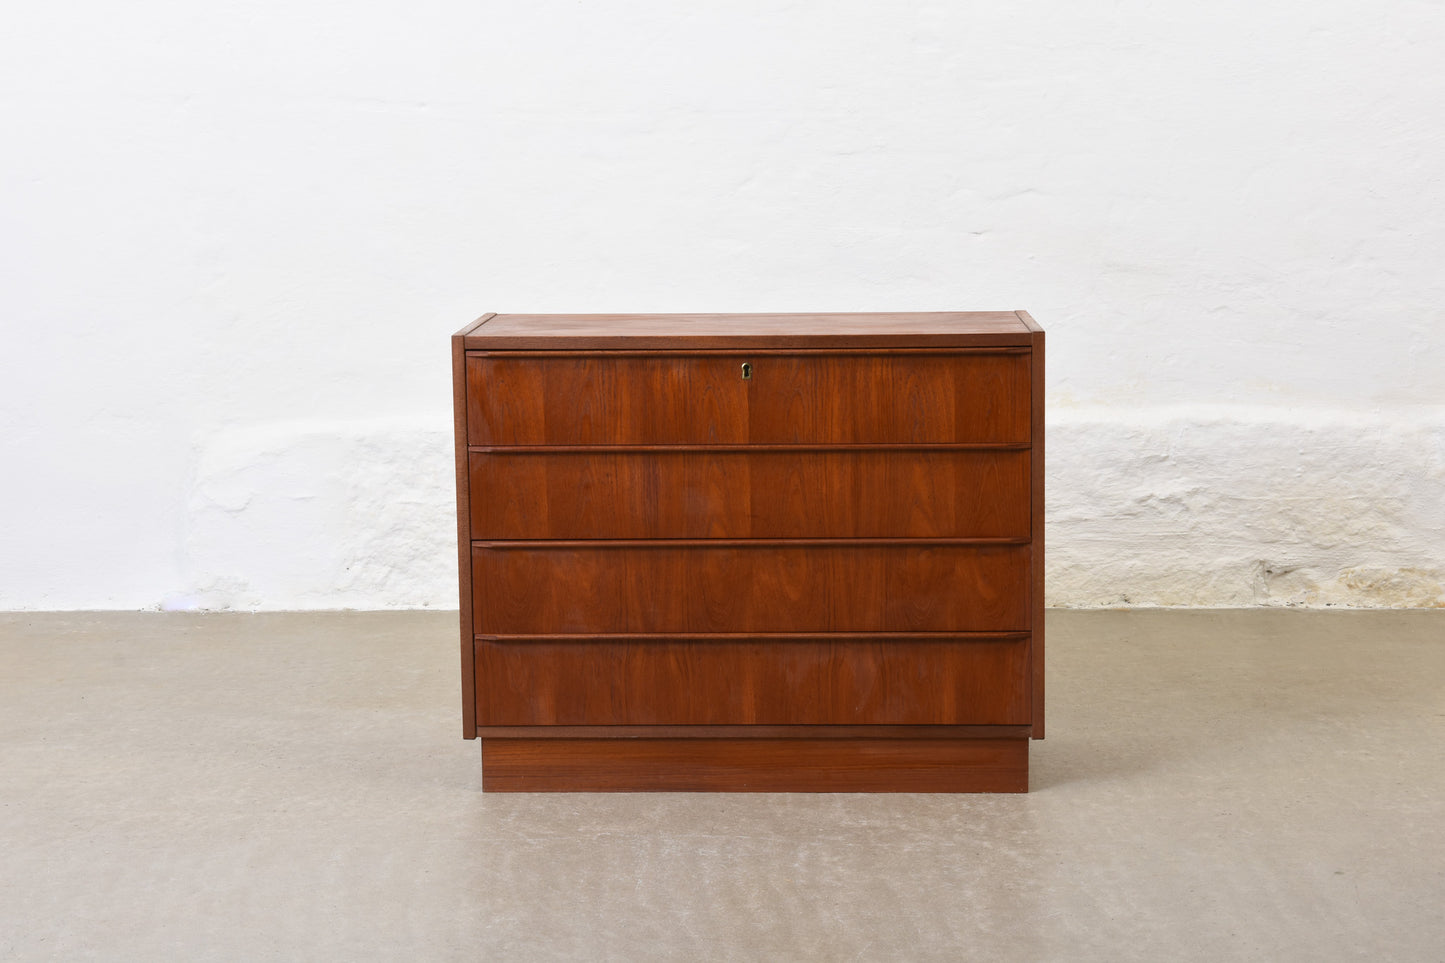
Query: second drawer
470,448,1030,539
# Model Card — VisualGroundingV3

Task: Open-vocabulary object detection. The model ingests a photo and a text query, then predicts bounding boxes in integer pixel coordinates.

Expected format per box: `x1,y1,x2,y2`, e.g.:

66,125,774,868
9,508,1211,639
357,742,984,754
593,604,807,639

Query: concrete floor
1,611,1442,961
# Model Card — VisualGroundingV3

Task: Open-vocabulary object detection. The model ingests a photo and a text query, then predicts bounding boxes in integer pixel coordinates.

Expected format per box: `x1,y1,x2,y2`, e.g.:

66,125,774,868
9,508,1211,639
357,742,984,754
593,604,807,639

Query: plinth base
477,726,1030,792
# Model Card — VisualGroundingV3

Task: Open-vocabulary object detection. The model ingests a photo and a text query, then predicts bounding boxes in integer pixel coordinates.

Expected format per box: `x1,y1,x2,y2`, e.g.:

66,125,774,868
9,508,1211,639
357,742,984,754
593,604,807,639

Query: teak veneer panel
474,635,1030,726
1020,309,1047,739
746,352,1029,445
473,542,1031,635
469,448,1030,539
466,351,1029,446
451,317,492,738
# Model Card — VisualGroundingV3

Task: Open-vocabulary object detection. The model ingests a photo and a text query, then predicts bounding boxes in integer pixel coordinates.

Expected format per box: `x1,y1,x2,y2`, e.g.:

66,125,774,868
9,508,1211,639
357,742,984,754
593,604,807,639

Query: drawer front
746,352,1029,444
470,449,1030,539
474,636,1030,725
466,351,1029,446
468,354,746,446
473,542,1030,634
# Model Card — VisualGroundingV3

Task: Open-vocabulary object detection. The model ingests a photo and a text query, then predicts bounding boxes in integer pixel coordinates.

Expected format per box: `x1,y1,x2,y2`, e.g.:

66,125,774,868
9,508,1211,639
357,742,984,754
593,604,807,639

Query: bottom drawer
475,635,1031,726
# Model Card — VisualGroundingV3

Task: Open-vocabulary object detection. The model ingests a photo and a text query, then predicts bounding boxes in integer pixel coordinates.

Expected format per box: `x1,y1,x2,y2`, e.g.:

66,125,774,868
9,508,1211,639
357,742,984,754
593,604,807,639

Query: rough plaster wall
1,1,1442,609
177,421,455,611
1051,408,1445,607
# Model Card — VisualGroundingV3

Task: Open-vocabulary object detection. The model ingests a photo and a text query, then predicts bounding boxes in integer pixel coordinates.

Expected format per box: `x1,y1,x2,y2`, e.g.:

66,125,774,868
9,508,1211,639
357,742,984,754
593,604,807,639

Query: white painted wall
2,1,1441,610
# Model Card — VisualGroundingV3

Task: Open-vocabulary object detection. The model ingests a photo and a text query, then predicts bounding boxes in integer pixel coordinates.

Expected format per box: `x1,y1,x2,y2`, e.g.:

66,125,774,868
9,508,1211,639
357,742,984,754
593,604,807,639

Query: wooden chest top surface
461,311,1036,349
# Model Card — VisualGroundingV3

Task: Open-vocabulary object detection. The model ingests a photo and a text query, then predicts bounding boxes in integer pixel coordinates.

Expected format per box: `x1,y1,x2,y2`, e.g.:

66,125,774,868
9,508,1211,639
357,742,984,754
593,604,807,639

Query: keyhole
741,362,752,380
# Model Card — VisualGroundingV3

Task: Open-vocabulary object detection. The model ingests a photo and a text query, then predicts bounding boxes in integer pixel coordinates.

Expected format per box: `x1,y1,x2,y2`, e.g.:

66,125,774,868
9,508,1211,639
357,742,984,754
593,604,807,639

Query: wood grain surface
473,541,1031,634
480,736,1029,792
473,724,1032,740
465,311,1032,350
1018,309,1046,738
451,316,492,739
466,351,1029,446
469,448,1030,539
473,635,1029,725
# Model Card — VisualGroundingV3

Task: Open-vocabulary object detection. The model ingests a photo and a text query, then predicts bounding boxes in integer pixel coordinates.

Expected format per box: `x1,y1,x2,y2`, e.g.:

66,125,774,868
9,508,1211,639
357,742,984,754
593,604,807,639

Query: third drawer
473,541,1031,634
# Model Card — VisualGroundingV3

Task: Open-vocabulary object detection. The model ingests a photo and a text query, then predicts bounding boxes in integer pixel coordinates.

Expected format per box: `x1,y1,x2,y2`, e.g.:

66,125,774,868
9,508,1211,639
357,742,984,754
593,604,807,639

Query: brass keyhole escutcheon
741,362,752,380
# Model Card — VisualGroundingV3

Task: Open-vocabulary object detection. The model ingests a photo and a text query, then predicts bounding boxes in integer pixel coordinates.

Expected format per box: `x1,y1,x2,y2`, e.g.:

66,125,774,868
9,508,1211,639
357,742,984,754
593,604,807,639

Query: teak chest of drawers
451,311,1044,791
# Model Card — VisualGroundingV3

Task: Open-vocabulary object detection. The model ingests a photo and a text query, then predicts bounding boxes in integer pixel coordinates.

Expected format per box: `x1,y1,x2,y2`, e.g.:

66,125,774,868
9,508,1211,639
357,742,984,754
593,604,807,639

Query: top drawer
466,350,1031,446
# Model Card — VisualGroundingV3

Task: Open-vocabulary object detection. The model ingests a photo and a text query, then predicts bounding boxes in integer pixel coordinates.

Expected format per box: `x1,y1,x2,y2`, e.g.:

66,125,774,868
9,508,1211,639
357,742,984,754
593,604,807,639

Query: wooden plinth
479,732,1028,793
